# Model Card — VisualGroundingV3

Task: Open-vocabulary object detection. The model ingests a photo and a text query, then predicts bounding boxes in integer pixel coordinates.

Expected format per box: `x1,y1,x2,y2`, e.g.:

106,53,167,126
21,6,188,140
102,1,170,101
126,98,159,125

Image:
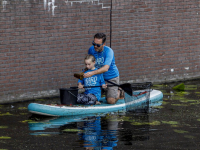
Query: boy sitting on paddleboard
77,54,107,105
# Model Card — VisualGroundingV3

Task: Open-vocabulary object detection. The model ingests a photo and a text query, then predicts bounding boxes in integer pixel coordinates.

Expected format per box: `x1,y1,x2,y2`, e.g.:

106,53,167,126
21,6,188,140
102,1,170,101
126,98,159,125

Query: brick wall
0,0,200,103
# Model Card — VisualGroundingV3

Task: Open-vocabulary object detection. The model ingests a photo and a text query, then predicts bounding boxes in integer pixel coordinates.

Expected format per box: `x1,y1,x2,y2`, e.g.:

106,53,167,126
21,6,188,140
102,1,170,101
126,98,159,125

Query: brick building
0,0,200,103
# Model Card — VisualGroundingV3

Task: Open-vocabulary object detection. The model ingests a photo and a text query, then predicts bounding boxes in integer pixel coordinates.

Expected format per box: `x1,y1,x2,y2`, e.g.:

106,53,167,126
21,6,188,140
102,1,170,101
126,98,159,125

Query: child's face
85,59,95,70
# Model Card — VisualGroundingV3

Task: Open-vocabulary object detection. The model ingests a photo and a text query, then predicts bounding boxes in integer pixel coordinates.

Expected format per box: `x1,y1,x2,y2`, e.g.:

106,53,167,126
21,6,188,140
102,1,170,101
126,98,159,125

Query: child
77,54,106,105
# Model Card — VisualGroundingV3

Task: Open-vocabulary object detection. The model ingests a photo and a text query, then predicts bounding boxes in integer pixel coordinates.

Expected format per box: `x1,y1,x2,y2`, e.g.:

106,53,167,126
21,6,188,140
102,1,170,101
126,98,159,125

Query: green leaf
172,83,185,91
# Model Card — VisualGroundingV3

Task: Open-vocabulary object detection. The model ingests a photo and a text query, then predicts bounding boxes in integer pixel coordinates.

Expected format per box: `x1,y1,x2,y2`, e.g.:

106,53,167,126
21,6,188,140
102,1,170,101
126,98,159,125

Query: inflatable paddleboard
28,90,163,116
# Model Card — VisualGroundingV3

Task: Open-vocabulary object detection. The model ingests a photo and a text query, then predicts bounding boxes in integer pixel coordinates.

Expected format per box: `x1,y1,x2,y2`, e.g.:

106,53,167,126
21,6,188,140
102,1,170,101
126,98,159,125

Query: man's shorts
77,93,97,105
106,76,119,99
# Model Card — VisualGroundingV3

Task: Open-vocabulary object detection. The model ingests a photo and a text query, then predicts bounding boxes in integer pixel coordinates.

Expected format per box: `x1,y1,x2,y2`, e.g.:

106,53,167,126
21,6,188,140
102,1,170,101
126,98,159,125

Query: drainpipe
110,0,112,48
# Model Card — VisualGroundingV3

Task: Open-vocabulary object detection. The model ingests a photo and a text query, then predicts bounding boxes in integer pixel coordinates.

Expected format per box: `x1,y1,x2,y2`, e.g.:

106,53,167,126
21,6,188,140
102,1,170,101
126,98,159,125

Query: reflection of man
77,116,118,150
84,33,124,104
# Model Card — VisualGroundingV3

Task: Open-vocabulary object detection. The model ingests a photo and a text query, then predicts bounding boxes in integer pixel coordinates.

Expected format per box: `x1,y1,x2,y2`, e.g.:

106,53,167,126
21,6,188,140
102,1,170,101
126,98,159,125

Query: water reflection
29,114,119,149
77,116,118,149
28,106,161,149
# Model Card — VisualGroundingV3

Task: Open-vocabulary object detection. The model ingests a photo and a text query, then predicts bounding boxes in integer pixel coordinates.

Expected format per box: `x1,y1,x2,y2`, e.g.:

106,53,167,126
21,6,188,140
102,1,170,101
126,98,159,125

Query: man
83,33,123,104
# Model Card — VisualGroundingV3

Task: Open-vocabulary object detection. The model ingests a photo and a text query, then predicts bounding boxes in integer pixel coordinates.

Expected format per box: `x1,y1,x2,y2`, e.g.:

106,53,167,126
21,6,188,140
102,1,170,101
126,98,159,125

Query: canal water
1,80,200,150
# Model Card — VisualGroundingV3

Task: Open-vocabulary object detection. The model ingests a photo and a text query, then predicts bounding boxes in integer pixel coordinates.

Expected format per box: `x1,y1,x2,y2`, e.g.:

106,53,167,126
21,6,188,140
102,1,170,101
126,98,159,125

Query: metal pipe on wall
110,0,112,48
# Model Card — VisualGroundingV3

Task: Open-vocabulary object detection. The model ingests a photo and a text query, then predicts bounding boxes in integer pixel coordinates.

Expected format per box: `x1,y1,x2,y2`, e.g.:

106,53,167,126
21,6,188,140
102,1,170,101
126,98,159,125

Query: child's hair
85,54,95,62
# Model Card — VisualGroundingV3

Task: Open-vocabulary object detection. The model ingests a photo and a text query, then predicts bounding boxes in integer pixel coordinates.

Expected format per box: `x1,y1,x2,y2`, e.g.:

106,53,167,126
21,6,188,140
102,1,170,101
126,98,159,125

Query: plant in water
172,83,185,91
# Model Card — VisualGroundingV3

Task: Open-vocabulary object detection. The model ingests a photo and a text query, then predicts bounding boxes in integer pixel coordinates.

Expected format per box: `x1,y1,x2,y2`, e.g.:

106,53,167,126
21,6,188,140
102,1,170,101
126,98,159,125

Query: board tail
124,82,152,112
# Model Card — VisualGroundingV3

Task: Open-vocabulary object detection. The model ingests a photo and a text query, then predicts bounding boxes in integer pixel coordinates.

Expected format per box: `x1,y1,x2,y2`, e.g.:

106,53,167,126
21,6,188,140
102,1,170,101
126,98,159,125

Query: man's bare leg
106,90,122,104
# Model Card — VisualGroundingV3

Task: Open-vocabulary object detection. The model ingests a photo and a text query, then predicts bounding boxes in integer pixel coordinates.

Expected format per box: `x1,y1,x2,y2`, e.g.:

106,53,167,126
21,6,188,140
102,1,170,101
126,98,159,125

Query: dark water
1,80,200,150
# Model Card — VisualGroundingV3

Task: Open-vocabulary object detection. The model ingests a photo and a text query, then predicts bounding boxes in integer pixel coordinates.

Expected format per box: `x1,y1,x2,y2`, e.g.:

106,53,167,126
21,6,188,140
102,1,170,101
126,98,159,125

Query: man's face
93,38,104,52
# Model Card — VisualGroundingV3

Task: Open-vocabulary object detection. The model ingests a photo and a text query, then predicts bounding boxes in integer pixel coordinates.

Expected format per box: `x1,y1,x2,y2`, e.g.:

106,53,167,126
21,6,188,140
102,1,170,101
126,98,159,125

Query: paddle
73,73,133,96
75,84,131,92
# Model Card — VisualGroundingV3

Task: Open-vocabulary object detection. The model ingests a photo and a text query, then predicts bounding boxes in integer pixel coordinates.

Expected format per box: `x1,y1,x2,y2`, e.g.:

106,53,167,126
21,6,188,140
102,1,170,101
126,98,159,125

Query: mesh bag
124,82,152,112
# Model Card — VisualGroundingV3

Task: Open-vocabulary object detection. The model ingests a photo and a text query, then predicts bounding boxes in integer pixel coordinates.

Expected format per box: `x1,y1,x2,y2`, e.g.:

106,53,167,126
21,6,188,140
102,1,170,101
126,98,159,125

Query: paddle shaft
105,79,120,86
82,85,114,88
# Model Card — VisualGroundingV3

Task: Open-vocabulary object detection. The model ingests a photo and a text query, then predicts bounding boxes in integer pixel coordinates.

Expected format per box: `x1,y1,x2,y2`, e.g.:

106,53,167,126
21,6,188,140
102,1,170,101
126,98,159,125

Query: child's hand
102,84,107,89
78,84,84,89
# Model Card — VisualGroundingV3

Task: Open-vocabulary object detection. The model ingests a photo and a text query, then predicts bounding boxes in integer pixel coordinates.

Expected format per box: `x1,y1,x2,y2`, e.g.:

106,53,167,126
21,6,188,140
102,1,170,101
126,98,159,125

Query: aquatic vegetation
36,134,51,136
18,107,27,110
0,126,8,129
131,120,161,126
162,101,169,105
152,106,163,109
0,136,11,139
172,96,188,101
179,99,197,103
0,112,12,116
19,113,28,115
173,83,185,91
172,83,198,91
175,91,190,96
62,129,82,132
171,124,180,127
184,85,197,90
162,121,179,125
171,104,189,107
20,120,34,123
173,129,188,134
152,84,165,88
149,121,161,125
184,135,195,139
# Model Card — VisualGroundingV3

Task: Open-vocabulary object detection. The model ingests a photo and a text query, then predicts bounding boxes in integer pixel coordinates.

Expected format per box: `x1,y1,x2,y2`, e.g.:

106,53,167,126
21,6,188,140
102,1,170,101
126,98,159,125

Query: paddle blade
74,73,84,80
119,83,132,96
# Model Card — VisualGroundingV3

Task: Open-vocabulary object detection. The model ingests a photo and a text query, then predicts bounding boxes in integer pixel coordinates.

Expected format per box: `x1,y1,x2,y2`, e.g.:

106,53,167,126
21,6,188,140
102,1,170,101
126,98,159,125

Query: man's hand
102,84,107,89
83,72,94,78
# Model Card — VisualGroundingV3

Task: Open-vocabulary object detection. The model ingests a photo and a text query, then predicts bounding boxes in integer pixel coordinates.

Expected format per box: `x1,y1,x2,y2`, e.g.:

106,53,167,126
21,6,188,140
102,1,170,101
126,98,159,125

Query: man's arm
83,65,109,78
